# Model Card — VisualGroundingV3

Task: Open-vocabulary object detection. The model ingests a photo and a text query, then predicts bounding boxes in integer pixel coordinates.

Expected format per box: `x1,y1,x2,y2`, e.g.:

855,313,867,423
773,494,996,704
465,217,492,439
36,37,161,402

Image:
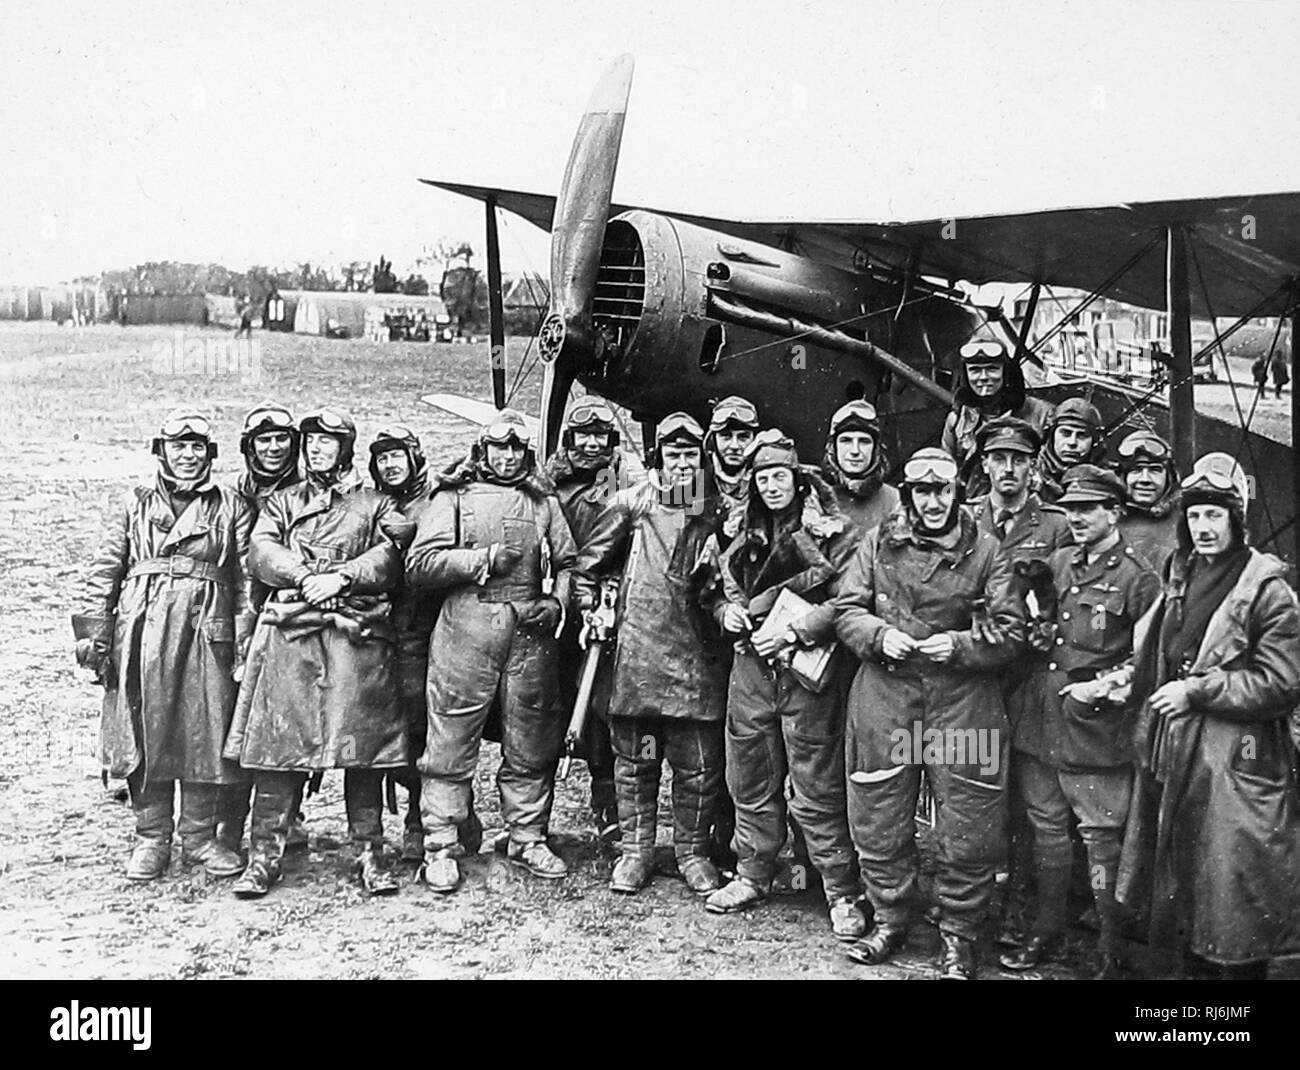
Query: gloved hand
75,637,108,674
516,596,562,634
490,543,524,576
302,571,348,606
1028,621,1057,654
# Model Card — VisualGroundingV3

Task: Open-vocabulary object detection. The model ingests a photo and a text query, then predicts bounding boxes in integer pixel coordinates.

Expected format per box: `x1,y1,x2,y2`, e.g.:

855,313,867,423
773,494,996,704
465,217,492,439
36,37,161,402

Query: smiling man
835,446,1025,979
1116,430,1180,572
226,408,411,899
76,409,254,882
703,430,863,936
544,399,646,842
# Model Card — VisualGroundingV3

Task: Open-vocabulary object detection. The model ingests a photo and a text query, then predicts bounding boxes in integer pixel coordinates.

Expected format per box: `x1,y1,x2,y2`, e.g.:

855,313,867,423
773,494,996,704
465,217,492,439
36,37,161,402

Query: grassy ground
2,320,1275,981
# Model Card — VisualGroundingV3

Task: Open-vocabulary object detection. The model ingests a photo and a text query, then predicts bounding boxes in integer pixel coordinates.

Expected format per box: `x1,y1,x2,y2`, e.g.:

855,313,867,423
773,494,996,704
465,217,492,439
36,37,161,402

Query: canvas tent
283,290,449,337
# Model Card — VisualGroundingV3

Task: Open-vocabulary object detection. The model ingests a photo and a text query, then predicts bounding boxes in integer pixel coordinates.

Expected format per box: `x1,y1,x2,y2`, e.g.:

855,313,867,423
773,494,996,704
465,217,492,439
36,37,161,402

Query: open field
0,321,1290,980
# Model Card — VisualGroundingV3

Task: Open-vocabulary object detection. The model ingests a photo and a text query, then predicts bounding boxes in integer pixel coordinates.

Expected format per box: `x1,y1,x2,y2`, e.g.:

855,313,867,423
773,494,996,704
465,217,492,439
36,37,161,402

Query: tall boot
126,777,175,882
232,773,298,898
671,752,723,895
179,782,246,877
610,755,658,894
216,781,252,857
346,769,397,896
999,862,1070,971
397,768,424,862
1093,885,1125,979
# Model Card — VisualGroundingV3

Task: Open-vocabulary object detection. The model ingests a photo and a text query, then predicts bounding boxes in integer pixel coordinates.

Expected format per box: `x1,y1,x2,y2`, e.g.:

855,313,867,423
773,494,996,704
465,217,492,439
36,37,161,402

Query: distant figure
1270,351,1289,398
235,294,253,339
1251,355,1269,398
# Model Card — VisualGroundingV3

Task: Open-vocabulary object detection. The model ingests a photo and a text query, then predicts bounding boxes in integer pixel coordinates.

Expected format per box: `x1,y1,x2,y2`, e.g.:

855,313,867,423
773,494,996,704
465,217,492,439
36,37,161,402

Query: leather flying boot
356,846,399,895
507,840,568,880
232,856,280,898
705,876,766,914
940,932,978,980
216,782,252,857
232,773,297,898
847,922,908,966
829,897,868,941
179,782,245,877
678,855,722,895
1001,861,1070,970
1092,885,1125,980
419,846,462,894
609,853,654,894
400,770,424,861
126,778,174,882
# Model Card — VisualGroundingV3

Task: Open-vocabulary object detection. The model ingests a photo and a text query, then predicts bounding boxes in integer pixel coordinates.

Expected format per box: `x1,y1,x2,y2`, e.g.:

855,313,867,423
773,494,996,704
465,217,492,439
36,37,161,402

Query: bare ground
1,320,1256,981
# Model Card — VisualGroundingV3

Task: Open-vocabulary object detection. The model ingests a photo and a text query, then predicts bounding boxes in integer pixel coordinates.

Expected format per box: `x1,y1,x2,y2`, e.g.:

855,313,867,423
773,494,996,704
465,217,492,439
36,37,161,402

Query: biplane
421,54,1300,563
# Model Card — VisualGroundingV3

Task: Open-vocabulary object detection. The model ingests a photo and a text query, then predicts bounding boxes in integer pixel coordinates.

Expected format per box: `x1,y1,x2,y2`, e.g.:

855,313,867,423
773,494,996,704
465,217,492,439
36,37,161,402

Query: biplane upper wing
423,180,1300,317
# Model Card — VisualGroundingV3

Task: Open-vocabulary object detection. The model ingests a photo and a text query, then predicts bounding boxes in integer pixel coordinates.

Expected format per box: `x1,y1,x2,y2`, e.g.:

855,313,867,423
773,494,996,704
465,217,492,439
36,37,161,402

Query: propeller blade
538,52,635,367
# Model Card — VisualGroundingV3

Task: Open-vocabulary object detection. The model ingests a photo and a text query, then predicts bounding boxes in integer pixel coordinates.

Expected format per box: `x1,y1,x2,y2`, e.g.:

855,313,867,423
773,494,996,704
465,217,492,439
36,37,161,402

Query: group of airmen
73,336,1300,980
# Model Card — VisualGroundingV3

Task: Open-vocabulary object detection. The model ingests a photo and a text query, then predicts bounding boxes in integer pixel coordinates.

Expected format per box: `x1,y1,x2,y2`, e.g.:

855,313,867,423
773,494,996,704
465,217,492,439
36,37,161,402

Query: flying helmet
239,402,297,469
299,407,357,469
562,397,619,449
368,424,427,490
152,408,217,459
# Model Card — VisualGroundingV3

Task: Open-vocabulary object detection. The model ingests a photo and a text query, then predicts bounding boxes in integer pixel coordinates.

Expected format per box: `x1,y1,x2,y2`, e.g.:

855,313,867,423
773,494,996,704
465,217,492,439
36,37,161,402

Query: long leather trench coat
78,475,255,784
1118,548,1300,965
224,473,410,771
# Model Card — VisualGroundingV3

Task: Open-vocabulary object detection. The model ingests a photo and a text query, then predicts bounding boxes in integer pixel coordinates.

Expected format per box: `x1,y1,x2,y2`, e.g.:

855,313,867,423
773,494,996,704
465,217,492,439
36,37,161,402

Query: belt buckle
167,556,195,577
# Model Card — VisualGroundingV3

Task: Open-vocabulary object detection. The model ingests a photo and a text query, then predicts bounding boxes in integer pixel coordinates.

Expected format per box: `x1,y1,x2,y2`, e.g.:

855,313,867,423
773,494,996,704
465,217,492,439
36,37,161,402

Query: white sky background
3,0,1300,284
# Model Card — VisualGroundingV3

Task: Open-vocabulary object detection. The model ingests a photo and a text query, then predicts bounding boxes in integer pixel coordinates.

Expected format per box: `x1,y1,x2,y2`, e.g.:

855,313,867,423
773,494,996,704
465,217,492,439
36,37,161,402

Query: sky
4,0,1300,284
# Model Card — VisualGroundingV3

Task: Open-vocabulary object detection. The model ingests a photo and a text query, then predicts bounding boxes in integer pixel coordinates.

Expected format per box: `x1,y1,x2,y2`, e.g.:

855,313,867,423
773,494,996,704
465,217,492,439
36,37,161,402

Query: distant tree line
88,238,548,336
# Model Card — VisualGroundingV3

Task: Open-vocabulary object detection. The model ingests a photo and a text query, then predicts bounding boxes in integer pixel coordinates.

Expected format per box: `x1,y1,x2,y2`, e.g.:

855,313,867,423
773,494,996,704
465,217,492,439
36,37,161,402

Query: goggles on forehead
375,424,416,443
1180,467,1241,493
749,427,790,449
244,407,294,434
160,413,212,439
903,456,959,485
568,399,617,428
313,409,350,433
710,399,759,429
657,414,703,445
483,421,530,446
960,340,1006,362
1118,432,1171,461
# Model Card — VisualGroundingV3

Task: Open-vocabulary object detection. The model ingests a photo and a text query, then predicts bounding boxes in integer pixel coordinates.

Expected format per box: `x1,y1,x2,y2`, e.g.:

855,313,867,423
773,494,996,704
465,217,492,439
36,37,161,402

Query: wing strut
1166,226,1196,475
485,195,507,409
1292,282,1300,566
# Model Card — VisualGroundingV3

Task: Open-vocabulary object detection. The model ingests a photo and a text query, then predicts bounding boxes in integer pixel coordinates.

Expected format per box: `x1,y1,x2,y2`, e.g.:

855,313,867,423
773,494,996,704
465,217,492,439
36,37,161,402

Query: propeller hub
538,313,566,365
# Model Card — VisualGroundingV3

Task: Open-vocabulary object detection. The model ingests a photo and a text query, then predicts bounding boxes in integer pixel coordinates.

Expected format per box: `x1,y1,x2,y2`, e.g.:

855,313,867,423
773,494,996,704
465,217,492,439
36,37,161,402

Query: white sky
4,0,1300,284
